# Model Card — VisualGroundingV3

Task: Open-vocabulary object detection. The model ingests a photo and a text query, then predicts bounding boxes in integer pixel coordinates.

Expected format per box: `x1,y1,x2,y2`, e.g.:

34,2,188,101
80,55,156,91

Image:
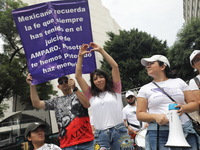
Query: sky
101,0,185,47
0,0,184,53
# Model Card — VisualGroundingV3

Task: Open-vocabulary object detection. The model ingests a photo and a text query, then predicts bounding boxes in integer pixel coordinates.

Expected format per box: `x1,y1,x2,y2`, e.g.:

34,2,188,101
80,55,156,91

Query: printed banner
12,0,96,85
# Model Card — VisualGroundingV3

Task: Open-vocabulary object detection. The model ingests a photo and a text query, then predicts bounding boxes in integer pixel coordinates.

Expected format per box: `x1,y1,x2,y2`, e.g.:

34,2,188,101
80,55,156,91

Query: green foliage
168,18,200,81
102,29,168,91
0,0,26,55
0,0,57,113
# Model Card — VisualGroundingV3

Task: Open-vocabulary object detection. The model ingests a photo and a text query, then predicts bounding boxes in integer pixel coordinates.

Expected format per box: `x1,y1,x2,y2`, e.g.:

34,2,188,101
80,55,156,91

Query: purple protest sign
12,0,96,85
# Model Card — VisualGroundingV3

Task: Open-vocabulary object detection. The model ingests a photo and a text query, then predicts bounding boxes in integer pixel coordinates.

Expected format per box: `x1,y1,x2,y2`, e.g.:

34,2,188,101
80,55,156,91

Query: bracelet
73,87,78,92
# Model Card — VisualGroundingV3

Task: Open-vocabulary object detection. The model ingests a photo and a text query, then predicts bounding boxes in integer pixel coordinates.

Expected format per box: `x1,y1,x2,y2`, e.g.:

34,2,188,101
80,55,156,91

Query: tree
168,18,200,82
102,29,168,91
0,0,57,115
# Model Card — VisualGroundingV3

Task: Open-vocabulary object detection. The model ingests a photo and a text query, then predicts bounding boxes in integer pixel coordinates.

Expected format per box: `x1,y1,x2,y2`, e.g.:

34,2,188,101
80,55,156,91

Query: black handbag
152,82,200,135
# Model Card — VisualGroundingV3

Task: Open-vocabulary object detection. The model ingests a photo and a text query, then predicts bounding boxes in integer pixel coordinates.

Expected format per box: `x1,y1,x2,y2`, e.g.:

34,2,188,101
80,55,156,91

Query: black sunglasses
59,80,68,85
127,95,134,99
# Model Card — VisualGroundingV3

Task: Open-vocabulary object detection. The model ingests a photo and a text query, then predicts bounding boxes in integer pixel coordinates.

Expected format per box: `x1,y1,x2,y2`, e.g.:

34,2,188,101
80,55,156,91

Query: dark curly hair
90,69,115,97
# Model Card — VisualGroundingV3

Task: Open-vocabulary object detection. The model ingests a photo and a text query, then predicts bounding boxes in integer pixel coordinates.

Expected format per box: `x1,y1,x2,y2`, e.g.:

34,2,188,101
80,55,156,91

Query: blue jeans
146,121,199,150
147,130,198,150
94,123,134,150
62,141,94,150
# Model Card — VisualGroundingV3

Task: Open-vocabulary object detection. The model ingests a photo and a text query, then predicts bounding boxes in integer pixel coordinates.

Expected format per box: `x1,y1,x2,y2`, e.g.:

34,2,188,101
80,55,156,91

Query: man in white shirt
123,91,142,140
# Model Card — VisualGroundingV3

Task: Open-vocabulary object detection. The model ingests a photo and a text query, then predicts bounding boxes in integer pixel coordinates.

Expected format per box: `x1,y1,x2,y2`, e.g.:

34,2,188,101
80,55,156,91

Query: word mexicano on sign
18,7,86,22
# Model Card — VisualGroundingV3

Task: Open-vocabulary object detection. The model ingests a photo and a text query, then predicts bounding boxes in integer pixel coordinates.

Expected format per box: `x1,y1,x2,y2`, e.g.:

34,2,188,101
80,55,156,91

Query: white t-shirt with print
36,143,61,150
137,78,190,124
123,104,141,131
189,74,200,90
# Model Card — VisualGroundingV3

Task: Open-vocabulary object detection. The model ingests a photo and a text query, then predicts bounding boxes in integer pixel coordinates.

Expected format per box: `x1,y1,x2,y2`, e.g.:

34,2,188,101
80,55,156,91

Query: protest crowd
25,42,200,150
2,0,199,150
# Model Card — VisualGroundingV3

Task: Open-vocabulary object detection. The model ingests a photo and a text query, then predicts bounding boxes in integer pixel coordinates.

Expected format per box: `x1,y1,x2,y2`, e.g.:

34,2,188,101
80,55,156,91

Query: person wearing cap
189,50,200,106
188,50,200,127
136,55,199,150
123,91,141,139
75,42,133,150
26,74,94,149
122,90,147,148
25,122,61,150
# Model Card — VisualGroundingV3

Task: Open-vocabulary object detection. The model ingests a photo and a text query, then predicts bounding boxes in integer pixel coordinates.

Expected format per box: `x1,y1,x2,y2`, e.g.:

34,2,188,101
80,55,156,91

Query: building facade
183,0,200,23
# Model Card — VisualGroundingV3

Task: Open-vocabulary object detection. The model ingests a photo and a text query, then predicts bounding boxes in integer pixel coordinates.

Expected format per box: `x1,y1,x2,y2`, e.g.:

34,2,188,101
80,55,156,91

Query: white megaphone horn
165,103,191,148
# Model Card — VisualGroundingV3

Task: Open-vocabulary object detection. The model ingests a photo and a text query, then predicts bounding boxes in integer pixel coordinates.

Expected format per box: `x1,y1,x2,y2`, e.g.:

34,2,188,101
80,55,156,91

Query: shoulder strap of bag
192,77,200,115
152,82,194,120
193,77,200,89
139,121,142,129
152,82,176,102
127,121,141,129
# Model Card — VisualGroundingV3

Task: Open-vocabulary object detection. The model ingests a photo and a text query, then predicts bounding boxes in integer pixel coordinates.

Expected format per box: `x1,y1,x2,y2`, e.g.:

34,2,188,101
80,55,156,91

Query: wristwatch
73,87,78,92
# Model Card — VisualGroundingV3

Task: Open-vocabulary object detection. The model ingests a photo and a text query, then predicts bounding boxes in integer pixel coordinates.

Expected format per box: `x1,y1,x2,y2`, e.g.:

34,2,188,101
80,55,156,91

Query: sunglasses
193,58,200,64
59,80,68,85
127,95,134,99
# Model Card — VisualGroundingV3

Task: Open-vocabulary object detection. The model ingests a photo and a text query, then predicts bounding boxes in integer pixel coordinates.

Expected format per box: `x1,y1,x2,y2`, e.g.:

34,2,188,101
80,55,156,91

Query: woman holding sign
75,42,133,150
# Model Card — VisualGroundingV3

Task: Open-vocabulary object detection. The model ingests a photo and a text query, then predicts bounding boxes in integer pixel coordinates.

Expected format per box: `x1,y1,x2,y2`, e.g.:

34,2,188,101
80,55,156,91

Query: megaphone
165,103,191,148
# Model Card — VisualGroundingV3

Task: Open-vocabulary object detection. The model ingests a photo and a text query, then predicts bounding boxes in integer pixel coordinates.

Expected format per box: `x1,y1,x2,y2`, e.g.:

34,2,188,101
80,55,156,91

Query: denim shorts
94,123,134,150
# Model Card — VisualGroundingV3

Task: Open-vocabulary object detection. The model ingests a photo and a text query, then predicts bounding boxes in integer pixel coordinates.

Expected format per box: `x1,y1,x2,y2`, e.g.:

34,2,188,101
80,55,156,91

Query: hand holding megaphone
175,103,185,116
155,113,169,125
166,102,185,120
165,103,191,147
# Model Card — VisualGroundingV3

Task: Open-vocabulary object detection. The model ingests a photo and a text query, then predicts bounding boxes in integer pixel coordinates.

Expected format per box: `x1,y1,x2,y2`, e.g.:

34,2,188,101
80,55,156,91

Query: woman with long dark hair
75,42,133,150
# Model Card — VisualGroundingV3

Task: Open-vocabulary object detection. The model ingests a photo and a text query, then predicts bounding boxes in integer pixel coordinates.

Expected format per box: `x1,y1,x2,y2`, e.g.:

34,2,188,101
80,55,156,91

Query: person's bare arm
26,74,45,109
123,119,129,128
176,90,199,114
192,90,200,106
137,97,169,125
89,42,120,83
68,78,90,108
124,119,137,134
75,44,90,93
74,89,90,108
